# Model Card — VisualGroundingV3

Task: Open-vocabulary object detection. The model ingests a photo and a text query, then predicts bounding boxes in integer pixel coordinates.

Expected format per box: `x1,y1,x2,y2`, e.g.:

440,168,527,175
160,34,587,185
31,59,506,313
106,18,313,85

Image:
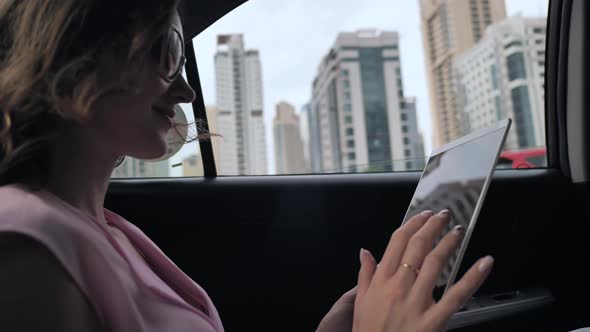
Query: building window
343,80,350,88
404,149,411,157
346,128,354,136
490,64,498,89
344,92,351,100
504,40,523,49
341,69,349,77
345,115,353,124
402,125,408,133
506,52,527,81
348,152,356,161
404,137,410,145
401,113,408,121
347,140,355,148
533,27,545,34
406,161,413,170
511,86,535,148
343,103,352,112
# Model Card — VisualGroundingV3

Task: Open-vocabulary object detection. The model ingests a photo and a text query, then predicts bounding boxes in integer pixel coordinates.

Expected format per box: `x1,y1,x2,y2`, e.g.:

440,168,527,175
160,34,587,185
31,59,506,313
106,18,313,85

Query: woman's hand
353,210,494,332
315,286,357,332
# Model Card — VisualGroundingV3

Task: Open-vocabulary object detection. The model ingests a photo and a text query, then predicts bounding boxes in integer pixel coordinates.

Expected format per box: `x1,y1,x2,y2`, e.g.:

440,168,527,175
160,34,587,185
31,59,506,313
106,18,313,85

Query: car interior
103,0,590,331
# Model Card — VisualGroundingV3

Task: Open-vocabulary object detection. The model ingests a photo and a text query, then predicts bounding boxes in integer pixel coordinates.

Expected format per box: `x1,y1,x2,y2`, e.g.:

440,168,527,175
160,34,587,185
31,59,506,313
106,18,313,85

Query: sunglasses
151,26,186,83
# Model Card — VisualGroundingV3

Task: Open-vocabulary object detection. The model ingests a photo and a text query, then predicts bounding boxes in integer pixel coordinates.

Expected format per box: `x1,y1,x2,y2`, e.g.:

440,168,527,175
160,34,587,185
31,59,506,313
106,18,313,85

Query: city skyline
192,0,548,176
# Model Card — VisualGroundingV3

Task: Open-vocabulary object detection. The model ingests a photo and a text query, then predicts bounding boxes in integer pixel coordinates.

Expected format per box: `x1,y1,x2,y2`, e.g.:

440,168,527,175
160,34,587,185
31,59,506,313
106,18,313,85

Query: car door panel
104,169,588,331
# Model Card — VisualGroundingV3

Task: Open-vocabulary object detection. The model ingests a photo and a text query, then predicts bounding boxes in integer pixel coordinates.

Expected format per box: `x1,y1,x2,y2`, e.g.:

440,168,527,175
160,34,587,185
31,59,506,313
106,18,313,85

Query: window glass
193,0,549,175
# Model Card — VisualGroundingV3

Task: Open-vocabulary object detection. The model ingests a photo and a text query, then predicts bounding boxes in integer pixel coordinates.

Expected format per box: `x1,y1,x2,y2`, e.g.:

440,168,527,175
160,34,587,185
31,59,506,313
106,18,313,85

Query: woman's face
85,11,196,161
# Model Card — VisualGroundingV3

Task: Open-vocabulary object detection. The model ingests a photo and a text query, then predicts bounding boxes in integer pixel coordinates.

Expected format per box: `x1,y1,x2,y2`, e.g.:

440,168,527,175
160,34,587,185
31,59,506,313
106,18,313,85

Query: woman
0,1,494,331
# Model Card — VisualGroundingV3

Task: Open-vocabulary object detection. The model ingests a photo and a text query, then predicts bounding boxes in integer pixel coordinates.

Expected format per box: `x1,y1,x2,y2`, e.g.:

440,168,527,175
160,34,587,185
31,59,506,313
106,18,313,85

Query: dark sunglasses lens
165,31,184,79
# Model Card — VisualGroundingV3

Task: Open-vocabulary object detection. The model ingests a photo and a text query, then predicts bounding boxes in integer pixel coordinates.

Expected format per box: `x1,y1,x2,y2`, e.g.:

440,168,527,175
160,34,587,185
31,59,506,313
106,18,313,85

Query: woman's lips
152,106,175,128
152,106,175,119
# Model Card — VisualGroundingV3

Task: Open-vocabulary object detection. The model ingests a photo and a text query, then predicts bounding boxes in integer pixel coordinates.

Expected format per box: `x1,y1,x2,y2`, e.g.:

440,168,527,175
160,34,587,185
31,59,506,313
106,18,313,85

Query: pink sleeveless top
0,184,224,332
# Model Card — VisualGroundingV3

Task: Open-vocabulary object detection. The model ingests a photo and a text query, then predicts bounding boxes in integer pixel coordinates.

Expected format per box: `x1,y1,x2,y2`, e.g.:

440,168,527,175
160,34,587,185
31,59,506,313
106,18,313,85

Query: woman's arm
0,233,104,332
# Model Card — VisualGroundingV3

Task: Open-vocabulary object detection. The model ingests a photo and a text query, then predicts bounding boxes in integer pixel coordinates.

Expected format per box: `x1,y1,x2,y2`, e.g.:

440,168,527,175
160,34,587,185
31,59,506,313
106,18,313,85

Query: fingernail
453,225,465,235
359,248,366,265
438,209,450,217
478,256,494,273
421,210,434,216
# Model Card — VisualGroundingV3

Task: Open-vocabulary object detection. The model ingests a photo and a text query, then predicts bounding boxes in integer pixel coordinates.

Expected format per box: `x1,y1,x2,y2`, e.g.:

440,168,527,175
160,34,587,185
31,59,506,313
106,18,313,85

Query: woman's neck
45,130,118,225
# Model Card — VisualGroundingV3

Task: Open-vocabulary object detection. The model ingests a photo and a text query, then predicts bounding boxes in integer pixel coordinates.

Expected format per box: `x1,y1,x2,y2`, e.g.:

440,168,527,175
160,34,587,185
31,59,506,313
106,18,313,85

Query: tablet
401,119,511,299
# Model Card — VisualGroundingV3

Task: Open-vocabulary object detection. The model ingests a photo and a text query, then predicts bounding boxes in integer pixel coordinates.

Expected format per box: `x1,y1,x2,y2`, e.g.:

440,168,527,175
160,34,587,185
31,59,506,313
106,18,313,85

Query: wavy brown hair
0,0,187,188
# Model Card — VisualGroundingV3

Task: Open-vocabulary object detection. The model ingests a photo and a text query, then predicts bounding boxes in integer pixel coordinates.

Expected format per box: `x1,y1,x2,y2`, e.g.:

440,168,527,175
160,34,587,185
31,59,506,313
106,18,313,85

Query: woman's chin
131,141,169,161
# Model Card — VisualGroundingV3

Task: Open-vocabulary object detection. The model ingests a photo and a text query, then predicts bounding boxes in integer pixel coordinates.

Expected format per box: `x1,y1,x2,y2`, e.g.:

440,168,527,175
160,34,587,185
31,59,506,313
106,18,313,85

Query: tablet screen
402,124,508,299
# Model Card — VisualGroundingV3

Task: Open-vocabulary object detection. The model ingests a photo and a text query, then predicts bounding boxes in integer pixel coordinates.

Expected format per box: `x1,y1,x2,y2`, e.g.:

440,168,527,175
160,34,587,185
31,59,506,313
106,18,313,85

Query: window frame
185,42,217,178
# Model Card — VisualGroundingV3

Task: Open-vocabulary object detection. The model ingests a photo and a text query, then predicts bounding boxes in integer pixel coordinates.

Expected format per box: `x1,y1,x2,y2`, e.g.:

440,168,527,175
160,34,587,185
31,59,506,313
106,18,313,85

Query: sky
168,0,549,176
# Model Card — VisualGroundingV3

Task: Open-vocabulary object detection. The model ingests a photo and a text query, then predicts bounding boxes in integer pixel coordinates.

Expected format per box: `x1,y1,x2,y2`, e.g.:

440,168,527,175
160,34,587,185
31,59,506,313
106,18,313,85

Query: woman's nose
169,74,196,104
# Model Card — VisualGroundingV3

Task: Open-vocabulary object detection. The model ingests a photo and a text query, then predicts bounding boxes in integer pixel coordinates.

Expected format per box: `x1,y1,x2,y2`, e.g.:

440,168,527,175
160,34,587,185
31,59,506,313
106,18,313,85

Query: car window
188,0,550,176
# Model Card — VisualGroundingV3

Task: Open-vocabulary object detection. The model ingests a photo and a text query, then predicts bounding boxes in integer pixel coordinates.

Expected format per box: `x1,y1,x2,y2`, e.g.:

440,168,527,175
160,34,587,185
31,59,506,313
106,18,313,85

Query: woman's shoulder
0,183,107,330
0,184,127,268
0,184,135,330
0,183,70,226
0,183,129,287
0,232,104,331
0,183,100,234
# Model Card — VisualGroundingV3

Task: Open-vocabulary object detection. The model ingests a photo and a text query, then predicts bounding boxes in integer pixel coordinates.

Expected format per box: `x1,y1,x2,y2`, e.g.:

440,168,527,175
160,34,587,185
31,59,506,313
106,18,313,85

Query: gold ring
401,263,420,275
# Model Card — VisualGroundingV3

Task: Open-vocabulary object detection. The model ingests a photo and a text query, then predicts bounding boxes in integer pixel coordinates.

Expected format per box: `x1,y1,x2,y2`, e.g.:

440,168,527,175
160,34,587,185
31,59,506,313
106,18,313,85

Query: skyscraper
400,97,427,170
454,16,546,150
214,34,267,175
305,102,323,173
420,0,507,148
299,103,312,173
273,102,306,175
311,30,423,173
